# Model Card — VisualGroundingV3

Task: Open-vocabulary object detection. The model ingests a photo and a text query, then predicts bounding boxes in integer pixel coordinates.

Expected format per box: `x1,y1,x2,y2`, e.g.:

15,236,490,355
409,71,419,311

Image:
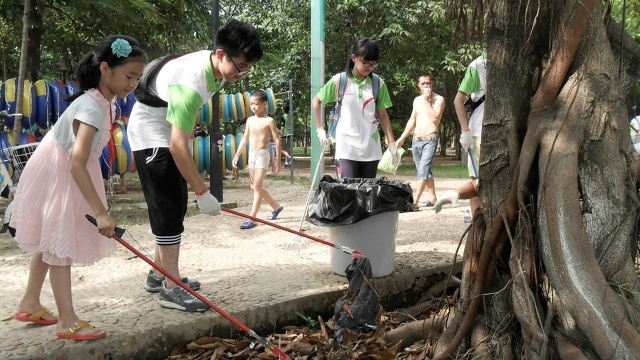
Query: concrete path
0,177,470,360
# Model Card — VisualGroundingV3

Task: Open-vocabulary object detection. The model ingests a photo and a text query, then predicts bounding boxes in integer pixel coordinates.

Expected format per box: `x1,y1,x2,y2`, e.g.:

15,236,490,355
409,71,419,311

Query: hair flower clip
111,38,132,58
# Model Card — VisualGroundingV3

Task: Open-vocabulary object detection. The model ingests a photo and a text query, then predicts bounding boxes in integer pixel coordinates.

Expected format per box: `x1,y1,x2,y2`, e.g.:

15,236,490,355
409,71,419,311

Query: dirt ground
0,155,471,244
82,156,472,288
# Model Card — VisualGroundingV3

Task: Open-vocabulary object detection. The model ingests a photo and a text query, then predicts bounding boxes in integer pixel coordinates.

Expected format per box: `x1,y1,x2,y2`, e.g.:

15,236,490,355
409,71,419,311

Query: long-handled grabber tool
288,142,327,251
221,207,365,259
85,215,290,360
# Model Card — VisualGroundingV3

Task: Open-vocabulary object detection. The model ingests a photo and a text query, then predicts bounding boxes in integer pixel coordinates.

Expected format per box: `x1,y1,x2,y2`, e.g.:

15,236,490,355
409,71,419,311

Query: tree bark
12,0,35,144
26,0,44,82
427,0,640,358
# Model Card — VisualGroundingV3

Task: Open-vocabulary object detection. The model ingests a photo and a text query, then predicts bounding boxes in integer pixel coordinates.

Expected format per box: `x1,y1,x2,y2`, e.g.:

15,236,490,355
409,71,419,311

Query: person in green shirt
312,37,396,178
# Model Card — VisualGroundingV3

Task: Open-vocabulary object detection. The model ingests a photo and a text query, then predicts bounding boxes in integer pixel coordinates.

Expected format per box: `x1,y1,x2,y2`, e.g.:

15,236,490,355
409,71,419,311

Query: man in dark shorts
127,19,263,312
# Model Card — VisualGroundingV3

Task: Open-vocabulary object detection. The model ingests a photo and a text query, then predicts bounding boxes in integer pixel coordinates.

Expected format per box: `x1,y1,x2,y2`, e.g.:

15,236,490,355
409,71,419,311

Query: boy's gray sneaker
144,270,201,293
158,282,208,312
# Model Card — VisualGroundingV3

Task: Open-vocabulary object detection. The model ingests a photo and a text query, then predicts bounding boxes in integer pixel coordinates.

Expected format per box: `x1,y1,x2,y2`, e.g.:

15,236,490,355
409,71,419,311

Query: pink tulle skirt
10,136,117,266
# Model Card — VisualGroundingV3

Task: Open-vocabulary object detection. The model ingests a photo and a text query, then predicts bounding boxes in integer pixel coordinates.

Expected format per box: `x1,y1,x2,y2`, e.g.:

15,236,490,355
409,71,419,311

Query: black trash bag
333,256,381,344
307,175,413,227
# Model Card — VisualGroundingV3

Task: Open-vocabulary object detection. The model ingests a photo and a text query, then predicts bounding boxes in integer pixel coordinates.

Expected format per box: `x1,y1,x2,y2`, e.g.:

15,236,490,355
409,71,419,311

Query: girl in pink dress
11,35,146,340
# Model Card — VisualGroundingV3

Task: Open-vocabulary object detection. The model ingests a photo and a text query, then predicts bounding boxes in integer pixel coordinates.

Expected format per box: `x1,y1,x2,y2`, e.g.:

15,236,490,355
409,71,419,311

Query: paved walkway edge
17,262,462,360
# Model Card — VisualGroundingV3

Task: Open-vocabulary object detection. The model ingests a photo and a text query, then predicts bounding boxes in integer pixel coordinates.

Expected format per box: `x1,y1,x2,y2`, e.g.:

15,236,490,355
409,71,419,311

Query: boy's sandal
56,320,106,340
267,205,284,220
240,220,257,230
14,307,58,325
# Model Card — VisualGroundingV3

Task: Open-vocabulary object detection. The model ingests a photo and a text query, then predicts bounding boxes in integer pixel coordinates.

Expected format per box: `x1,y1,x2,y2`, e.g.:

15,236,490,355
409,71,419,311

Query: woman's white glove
316,128,328,149
196,190,221,215
460,131,472,150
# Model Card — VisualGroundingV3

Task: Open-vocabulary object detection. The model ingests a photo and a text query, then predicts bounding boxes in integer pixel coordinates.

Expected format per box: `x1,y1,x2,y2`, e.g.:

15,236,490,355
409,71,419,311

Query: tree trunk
420,1,640,358
12,0,35,144
26,0,44,82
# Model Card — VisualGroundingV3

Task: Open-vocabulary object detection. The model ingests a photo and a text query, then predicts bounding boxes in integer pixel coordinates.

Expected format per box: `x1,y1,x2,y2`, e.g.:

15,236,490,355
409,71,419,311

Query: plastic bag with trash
377,147,405,175
307,175,413,227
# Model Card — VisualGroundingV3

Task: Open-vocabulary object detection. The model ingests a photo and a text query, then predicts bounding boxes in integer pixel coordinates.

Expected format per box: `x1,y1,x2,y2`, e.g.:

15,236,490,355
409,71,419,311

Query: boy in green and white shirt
127,19,263,312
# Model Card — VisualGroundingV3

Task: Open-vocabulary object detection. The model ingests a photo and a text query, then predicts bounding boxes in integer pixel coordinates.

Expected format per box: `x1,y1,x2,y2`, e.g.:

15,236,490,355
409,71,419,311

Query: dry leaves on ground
167,303,450,360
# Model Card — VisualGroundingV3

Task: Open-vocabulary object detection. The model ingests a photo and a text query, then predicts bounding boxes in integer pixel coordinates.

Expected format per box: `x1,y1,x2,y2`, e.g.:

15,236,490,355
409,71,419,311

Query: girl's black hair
66,34,147,102
344,37,380,77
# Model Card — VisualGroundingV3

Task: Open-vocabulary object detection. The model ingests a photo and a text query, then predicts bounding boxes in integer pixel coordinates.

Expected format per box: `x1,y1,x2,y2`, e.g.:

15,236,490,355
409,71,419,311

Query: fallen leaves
167,310,437,360
167,273,461,359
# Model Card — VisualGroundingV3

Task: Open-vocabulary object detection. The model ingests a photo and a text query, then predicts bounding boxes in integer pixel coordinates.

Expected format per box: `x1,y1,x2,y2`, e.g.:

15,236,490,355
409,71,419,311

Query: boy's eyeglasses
228,56,252,77
357,57,379,69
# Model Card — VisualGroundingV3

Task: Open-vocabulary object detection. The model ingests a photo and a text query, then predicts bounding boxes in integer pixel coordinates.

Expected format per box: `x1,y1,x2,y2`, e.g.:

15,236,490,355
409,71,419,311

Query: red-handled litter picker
221,207,364,258
84,215,290,360
219,210,380,341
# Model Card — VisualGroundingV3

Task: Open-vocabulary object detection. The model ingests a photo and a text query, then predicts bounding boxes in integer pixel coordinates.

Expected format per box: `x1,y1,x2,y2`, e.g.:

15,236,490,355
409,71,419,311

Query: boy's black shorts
133,148,188,237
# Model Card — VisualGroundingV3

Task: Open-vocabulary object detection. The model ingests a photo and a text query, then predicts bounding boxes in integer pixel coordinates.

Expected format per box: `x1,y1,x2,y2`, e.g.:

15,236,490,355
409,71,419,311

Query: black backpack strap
134,54,182,108
464,94,485,114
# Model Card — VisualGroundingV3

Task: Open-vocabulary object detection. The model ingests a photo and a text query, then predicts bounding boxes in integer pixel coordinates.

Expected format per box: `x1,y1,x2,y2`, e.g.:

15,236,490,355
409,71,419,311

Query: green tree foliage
610,0,640,99
611,0,640,41
229,0,474,150
1,0,212,80
0,0,476,145
4,0,635,149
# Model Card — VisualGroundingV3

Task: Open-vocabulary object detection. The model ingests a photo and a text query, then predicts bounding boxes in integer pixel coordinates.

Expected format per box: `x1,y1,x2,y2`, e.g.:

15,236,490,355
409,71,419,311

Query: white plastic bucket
329,211,398,278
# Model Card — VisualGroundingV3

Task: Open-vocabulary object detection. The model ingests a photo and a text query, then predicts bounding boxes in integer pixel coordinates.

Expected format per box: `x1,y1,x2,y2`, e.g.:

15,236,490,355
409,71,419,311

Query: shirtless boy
233,90,284,229
397,73,446,208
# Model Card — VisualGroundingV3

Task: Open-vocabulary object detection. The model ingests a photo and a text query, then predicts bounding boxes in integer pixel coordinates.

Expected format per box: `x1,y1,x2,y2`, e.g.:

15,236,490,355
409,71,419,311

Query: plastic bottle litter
464,209,472,223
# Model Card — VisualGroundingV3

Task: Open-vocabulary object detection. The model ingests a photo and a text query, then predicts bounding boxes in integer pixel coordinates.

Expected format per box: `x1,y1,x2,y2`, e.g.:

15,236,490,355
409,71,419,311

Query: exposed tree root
387,276,462,344
555,330,591,360
507,207,547,359
425,276,461,299
537,92,640,358
381,315,446,348
433,170,518,359
396,300,435,323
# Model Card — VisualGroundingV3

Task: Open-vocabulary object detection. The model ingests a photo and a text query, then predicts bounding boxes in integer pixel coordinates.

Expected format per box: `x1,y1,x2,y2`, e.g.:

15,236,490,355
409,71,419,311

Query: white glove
460,130,472,150
388,142,401,167
196,190,221,216
316,128,328,149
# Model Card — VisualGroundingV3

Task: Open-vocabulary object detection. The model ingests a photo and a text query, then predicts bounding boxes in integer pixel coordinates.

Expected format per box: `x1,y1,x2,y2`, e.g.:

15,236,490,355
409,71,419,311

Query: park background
2,1,640,359
2,1,635,163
